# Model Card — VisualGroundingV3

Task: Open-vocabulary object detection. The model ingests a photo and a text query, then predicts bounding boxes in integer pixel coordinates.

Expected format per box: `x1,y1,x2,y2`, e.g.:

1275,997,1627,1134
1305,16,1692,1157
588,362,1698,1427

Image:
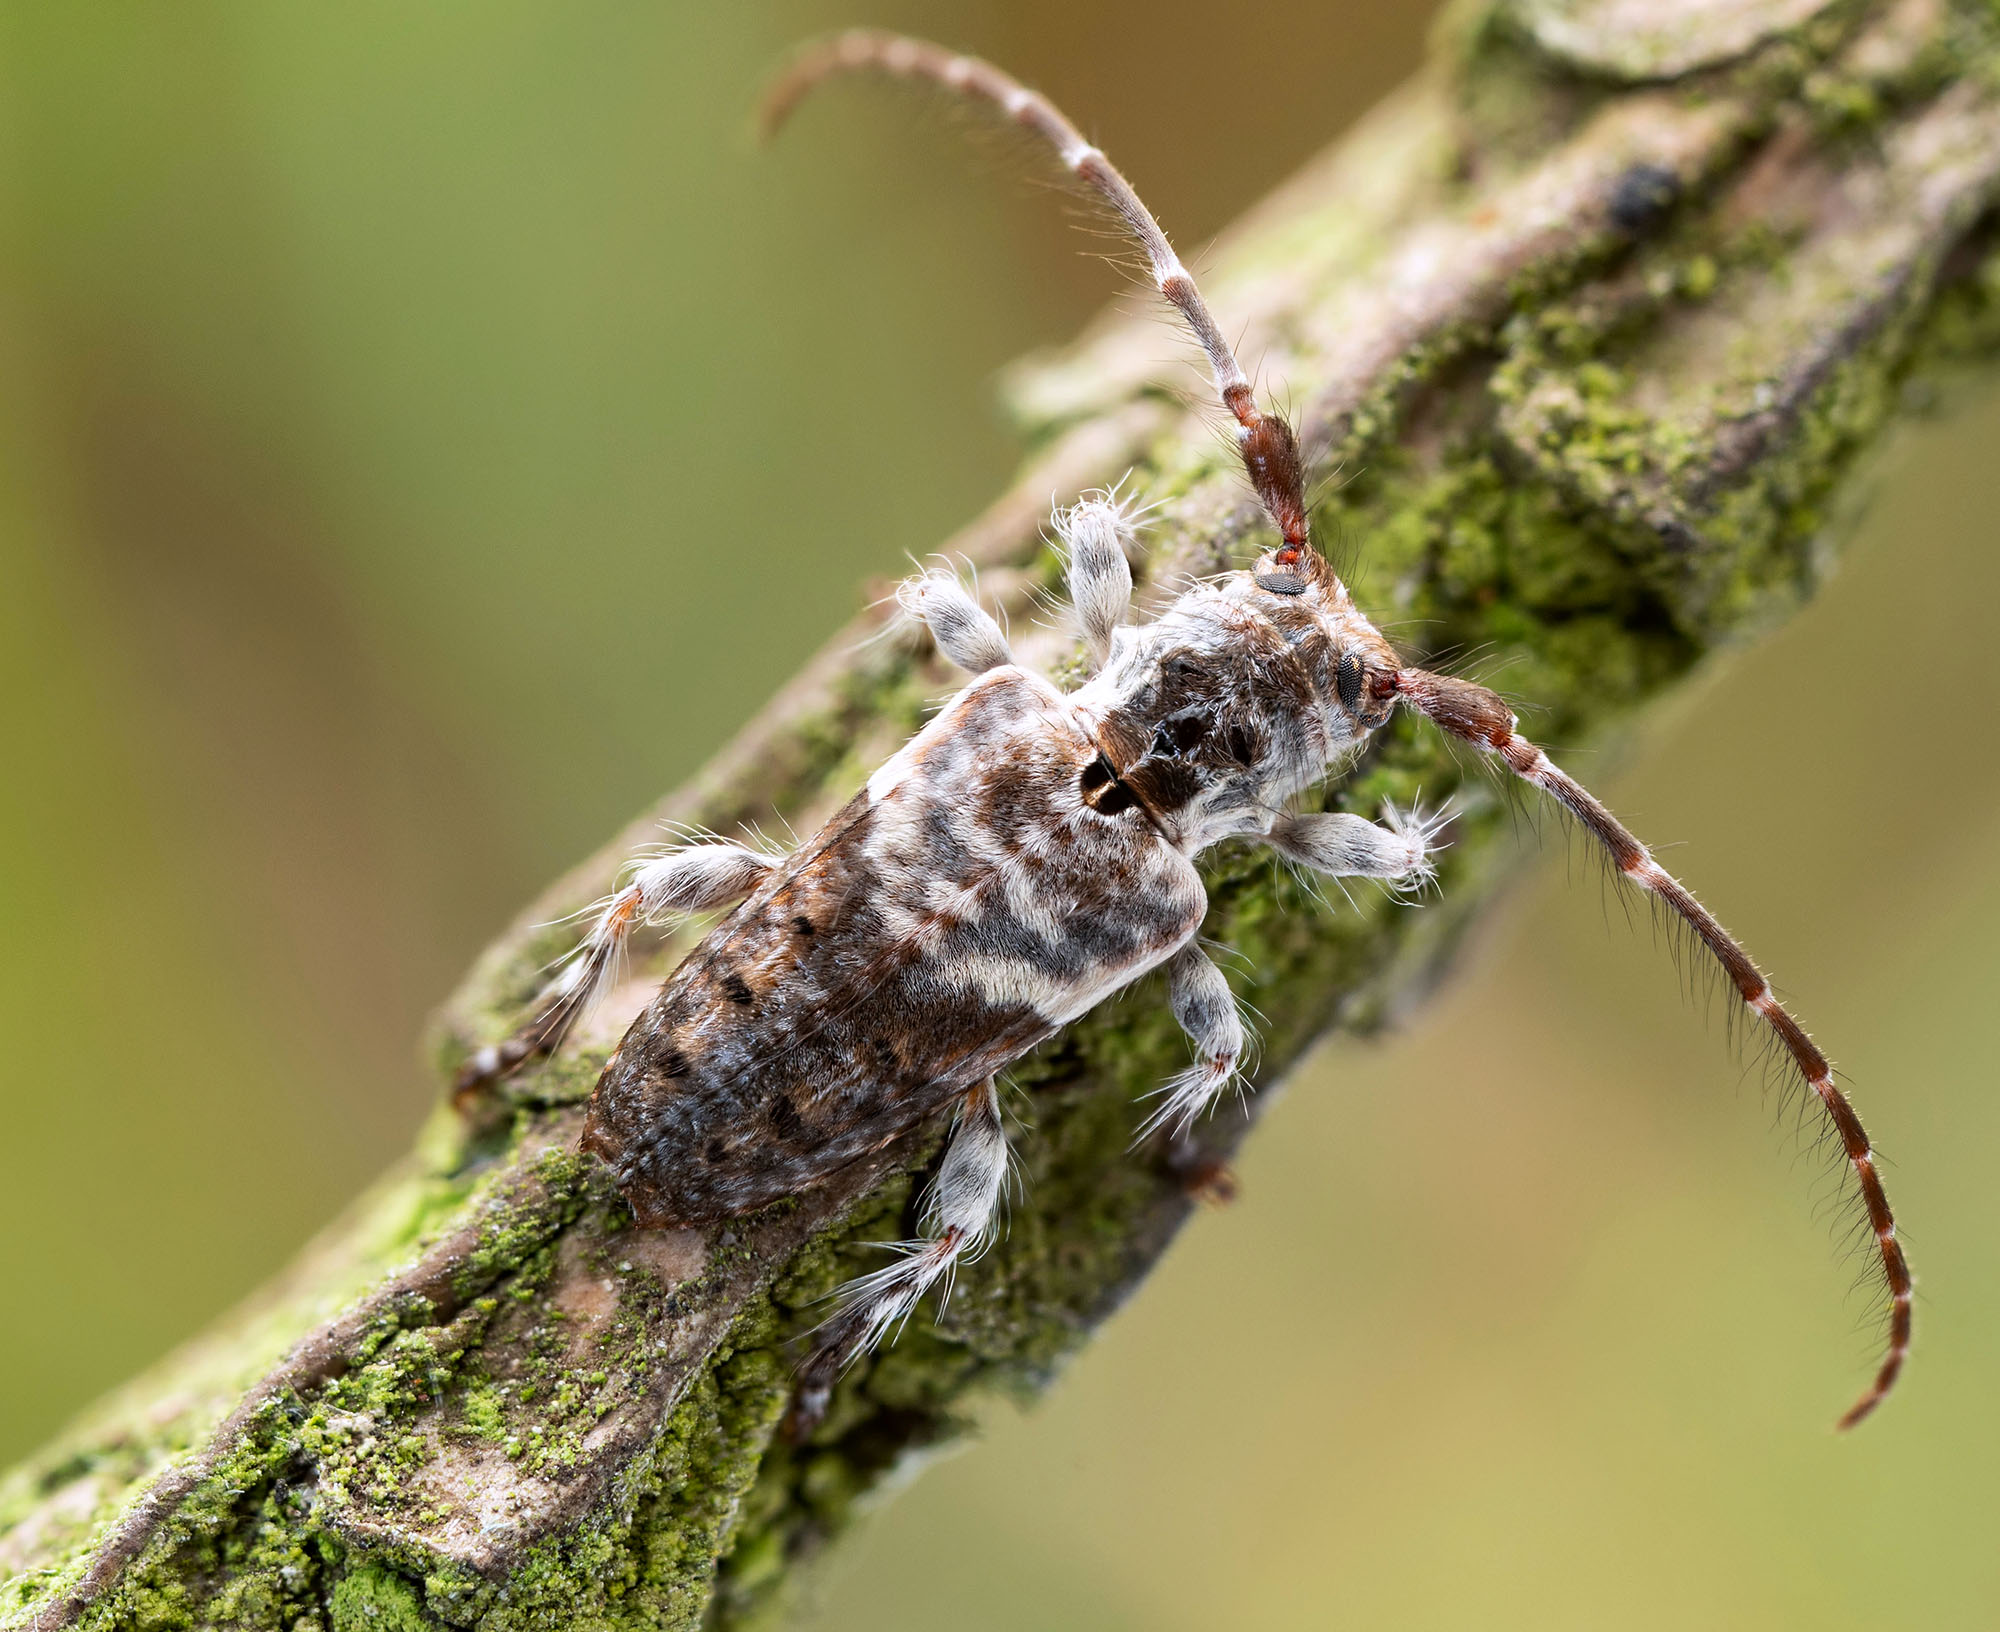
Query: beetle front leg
1264,803,1447,893
1057,495,1133,668
898,568,1014,673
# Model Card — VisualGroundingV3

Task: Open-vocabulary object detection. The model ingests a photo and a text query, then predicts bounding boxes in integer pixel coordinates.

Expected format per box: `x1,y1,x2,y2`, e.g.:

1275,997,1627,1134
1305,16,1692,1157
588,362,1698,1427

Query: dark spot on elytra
792,915,816,938
768,1092,809,1142
720,971,755,1006
1060,907,1151,964
704,1137,728,1165
657,1044,690,1079
919,800,972,872
982,764,1043,844
966,910,1079,978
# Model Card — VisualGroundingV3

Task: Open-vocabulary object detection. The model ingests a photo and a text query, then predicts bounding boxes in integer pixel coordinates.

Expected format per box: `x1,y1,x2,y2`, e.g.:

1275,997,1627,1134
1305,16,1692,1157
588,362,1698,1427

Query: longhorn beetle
456,30,1910,1433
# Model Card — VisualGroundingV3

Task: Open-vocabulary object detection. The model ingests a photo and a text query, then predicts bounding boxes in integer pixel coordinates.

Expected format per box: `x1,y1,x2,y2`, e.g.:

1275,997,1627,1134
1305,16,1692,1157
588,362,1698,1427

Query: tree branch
5,1,1999,1626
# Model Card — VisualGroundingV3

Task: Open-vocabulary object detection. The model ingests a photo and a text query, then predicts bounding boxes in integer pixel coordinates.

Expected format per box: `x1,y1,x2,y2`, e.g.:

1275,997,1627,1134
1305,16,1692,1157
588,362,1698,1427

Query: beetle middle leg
1138,942,1248,1139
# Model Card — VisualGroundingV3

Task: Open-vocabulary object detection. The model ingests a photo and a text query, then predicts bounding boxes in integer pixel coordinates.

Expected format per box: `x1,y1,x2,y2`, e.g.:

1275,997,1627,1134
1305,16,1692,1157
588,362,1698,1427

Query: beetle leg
898,568,1014,673
453,840,779,1103
1057,495,1134,669
1137,942,1247,1140
1264,802,1447,893
788,1077,1008,1435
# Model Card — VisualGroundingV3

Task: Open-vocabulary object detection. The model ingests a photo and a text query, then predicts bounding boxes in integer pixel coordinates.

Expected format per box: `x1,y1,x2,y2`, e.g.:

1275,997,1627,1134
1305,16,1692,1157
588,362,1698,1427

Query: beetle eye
1335,651,1364,715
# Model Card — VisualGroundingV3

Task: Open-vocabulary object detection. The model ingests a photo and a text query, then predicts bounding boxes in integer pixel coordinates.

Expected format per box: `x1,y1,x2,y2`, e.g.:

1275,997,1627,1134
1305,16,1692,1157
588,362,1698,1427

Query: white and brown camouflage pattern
581,555,1404,1226
466,31,1914,1431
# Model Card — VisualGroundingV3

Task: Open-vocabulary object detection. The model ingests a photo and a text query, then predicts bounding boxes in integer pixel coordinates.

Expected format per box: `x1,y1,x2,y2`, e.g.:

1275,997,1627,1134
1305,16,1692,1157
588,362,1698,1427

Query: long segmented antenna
762,29,1312,563
1396,670,1910,1428
763,31,1909,1427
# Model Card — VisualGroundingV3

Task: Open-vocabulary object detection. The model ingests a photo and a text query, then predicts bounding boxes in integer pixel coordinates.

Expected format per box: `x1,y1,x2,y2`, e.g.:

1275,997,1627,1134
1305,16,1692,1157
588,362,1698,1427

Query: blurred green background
2,3,1996,1628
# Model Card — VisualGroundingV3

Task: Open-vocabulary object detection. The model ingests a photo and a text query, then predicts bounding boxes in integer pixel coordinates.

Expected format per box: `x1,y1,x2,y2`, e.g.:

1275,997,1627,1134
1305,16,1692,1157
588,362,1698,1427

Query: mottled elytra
456,30,1910,1435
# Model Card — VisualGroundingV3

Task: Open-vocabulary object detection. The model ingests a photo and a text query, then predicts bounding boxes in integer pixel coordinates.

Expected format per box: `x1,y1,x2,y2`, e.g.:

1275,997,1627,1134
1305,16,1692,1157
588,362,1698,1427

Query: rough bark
6,0,2000,1626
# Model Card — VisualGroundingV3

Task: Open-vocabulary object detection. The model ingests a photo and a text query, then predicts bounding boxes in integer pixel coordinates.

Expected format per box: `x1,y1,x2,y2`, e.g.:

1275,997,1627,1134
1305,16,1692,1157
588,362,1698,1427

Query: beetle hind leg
453,840,780,1104
788,1077,1009,1437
